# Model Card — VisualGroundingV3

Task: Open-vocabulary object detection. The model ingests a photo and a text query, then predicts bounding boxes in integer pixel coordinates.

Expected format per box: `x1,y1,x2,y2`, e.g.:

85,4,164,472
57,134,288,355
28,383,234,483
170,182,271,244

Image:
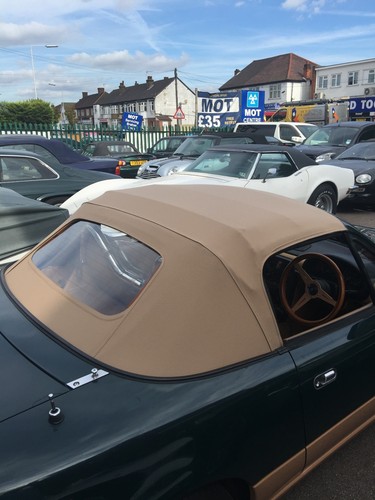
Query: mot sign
121,112,143,131
197,90,265,128
197,91,240,128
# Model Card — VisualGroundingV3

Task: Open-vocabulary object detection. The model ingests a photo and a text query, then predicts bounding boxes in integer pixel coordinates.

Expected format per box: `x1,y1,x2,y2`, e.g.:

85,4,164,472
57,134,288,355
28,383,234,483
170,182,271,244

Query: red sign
173,106,185,119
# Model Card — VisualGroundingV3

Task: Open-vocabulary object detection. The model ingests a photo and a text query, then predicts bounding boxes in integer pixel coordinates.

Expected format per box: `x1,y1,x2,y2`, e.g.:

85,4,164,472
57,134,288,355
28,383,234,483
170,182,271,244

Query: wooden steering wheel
280,253,345,325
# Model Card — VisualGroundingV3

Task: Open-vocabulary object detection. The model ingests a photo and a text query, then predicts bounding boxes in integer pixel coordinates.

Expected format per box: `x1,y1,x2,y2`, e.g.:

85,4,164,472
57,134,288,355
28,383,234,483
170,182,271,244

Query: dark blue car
0,134,123,174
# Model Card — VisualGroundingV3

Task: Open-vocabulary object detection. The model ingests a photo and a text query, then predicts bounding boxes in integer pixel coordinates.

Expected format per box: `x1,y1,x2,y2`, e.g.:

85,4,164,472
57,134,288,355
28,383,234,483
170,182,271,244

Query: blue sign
197,90,265,128
121,112,143,130
349,97,375,117
240,90,265,122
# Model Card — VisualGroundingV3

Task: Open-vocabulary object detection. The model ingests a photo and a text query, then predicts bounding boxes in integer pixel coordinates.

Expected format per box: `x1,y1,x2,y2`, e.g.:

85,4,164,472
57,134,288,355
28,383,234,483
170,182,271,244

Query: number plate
130,160,146,166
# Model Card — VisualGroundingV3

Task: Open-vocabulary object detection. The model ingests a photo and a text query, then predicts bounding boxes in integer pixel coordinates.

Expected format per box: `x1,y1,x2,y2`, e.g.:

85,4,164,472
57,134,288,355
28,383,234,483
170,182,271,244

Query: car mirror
291,136,304,144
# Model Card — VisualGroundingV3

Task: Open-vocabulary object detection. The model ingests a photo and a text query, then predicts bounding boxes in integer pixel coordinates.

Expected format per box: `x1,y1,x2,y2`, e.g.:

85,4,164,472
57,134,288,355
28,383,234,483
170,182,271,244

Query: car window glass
295,124,318,138
185,150,257,178
220,137,255,144
358,127,375,142
151,139,169,152
0,156,57,181
174,137,216,156
236,124,276,135
0,143,57,162
251,153,296,179
82,144,95,156
263,232,373,339
337,141,375,160
279,125,295,141
107,144,135,153
304,127,357,146
32,221,162,315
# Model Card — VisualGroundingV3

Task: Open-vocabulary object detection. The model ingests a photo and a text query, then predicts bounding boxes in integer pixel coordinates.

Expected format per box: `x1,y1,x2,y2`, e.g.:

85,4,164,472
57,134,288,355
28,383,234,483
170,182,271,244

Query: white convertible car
62,144,354,215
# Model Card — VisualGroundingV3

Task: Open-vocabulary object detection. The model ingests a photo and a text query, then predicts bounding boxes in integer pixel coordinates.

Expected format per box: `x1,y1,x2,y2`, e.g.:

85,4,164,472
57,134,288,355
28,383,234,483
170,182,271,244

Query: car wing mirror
263,167,277,183
291,136,304,144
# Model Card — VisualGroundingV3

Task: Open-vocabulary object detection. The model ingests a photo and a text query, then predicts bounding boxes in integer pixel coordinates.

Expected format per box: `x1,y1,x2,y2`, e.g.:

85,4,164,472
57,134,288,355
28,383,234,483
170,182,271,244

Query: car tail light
115,160,126,176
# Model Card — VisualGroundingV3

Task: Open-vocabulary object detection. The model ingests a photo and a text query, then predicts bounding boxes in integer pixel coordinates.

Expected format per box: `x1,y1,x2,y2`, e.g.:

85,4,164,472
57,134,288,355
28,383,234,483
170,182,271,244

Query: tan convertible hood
5,184,346,377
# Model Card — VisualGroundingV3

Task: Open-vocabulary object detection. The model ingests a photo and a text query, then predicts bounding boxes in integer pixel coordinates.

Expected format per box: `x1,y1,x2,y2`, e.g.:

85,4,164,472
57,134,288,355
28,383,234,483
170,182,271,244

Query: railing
0,122,203,153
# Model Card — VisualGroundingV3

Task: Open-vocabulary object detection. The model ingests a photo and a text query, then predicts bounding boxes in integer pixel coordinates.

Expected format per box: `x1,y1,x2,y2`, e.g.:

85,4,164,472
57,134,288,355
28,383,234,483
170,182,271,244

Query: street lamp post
48,83,66,124
30,44,58,99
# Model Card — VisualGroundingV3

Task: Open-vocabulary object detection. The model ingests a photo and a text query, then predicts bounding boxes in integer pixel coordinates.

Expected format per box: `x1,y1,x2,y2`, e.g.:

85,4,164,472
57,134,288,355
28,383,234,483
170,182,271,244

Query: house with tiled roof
92,74,196,128
220,53,318,115
75,87,109,125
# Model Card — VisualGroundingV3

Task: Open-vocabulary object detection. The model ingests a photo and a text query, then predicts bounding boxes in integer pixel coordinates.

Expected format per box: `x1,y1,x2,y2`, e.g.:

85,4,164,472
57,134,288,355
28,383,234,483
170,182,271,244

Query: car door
279,232,375,468
0,155,58,199
244,152,310,202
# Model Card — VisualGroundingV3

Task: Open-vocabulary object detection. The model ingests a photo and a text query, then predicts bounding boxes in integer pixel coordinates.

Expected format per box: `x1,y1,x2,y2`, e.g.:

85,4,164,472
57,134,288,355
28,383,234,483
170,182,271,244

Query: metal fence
0,122,202,153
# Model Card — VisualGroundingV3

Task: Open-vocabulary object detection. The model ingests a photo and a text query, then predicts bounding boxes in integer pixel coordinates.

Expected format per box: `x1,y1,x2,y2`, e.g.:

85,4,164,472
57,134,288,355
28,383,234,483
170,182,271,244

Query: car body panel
0,134,123,174
2,185,375,498
0,149,117,203
0,188,68,264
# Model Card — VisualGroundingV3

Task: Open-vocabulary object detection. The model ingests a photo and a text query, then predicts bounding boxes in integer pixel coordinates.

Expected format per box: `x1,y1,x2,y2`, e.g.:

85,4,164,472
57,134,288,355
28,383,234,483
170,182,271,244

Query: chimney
82,92,88,98
303,63,312,81
146,75,154,89
98,87,105,94
119,81,125,89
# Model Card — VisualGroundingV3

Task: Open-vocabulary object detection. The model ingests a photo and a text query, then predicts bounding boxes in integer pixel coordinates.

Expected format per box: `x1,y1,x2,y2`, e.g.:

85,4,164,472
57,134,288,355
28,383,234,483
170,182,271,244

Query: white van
233,122,318,145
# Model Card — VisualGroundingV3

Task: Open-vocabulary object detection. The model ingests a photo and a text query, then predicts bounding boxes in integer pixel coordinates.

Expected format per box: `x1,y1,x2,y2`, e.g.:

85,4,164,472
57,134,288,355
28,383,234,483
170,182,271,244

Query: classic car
0,187,68,265
1,184,374,499
136,132,277,179
62,144,354,214
80,141,155,178
0,134,125,174
0,148,117,205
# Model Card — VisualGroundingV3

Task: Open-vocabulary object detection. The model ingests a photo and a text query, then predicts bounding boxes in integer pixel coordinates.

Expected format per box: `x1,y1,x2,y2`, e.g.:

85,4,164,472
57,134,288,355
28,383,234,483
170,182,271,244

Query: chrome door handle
314,369,337,390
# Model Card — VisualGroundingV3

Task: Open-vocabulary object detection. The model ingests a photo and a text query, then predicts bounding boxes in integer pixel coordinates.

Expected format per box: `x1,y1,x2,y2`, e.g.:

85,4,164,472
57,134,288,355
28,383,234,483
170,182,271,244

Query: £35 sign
197,91,240,128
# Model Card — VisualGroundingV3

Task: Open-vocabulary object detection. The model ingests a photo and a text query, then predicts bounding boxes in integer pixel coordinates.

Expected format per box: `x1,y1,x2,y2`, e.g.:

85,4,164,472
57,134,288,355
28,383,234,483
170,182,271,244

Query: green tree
0,99,56,124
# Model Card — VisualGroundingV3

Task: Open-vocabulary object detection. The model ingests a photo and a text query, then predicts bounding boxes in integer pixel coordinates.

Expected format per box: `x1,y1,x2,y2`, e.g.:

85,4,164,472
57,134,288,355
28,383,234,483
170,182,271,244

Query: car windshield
173,137,217,157
185,150,257,178
335,141,375,160
295,124,318,138
303,126,358,147
32,221,162,315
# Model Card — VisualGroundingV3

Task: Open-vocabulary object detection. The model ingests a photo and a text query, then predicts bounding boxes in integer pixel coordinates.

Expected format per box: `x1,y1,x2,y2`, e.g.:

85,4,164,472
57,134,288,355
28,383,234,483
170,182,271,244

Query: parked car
0,148,117,205
295,121,375,162
0,134,125,174
136,132,276,179
0,187,68,265
146,135,190,158
62,144,354,215
80,141,155,178
1,184,374,499
323,139,375,208
234,121,318,145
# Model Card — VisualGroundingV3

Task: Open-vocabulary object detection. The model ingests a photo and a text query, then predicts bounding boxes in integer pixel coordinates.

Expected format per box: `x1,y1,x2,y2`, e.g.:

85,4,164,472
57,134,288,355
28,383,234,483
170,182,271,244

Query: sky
0,0,374,105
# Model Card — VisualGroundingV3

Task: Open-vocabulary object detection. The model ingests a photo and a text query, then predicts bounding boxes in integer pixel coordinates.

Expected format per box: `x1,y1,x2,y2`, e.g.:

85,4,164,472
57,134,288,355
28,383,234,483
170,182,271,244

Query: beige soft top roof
6,184,346,377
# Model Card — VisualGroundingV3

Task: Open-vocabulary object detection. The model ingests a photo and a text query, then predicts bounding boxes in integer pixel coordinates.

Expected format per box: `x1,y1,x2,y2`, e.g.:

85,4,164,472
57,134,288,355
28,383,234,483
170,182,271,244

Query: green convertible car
0,184,374,499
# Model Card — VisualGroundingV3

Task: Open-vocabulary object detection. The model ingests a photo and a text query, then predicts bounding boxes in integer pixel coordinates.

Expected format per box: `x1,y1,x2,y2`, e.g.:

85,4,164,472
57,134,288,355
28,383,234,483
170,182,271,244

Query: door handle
314,369,337,390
